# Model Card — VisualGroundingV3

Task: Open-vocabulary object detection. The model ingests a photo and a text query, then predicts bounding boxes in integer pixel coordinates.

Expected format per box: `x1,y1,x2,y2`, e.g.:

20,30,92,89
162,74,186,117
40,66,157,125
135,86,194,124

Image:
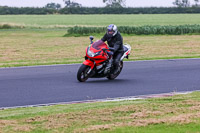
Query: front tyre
107,61,123,80
77,64,91,82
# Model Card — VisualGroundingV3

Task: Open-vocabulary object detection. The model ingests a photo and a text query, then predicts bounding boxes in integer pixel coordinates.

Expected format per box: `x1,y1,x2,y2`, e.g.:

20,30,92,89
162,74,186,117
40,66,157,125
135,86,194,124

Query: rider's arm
101,33,107,42
113,34,123,53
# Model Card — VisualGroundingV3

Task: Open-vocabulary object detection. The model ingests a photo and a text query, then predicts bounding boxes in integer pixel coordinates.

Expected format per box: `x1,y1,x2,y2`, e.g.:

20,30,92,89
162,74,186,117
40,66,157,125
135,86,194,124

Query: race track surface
0,59,200,108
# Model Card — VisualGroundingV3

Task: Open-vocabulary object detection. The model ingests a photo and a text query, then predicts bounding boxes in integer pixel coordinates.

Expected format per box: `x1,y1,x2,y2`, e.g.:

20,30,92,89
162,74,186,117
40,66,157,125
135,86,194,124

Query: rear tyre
107,61,123,80
77,64,91,82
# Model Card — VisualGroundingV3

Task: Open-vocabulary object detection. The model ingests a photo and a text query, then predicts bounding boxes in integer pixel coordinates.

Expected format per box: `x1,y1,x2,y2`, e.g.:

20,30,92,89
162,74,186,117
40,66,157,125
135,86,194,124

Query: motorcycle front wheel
77,64,91,82
107,61,123,80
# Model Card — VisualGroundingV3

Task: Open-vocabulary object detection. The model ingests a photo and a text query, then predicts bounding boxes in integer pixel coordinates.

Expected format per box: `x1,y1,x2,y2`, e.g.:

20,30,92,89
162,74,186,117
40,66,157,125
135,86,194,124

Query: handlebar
102,48,114,56
102,47,115,52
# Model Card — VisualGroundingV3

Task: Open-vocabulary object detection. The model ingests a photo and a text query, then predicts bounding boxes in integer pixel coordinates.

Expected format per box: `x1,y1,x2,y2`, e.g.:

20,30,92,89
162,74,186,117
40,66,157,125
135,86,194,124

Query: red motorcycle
77,36,131,82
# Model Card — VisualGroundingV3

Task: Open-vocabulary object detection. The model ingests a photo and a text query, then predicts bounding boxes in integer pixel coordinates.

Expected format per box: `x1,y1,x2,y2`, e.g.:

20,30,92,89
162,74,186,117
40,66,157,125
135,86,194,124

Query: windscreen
92,40,106,50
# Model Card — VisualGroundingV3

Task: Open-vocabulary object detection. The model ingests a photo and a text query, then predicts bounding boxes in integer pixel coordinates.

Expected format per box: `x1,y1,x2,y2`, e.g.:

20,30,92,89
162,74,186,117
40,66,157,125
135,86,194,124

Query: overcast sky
0,0,180,8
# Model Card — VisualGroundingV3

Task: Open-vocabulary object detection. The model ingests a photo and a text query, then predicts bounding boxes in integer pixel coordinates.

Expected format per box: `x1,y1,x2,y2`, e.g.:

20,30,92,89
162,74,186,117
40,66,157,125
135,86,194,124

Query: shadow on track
80,78,133,84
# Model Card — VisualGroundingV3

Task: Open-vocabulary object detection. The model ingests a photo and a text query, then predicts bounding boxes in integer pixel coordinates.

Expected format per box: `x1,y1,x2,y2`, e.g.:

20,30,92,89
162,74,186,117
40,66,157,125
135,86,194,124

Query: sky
0,0,180,8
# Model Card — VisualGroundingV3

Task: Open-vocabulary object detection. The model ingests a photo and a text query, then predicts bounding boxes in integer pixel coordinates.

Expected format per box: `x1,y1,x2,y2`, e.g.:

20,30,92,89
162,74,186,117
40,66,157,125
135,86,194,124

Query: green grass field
0,30,200,67
1,92,200,133
1,14,200,28
0,14,200,67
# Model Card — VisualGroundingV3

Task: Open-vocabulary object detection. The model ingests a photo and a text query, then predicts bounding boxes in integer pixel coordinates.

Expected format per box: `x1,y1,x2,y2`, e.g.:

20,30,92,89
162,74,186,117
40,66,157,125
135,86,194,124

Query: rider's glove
107,51,114,56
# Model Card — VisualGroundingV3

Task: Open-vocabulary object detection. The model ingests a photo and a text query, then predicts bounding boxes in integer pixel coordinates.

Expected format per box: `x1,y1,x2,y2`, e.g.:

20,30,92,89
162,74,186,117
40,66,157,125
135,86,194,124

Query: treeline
0,7,56,15
67,25,200,35
59,7,200,14
1,6,200,14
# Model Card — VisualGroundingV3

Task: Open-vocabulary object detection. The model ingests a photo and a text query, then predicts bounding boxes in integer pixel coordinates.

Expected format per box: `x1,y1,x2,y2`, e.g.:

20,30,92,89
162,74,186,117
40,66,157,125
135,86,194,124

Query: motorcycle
77,36,131,82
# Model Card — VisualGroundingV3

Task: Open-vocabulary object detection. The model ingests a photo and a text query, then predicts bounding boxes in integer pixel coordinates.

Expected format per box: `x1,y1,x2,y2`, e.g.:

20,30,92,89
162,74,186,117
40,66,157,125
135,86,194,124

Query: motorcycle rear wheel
77,64,90,82
107,61,123,80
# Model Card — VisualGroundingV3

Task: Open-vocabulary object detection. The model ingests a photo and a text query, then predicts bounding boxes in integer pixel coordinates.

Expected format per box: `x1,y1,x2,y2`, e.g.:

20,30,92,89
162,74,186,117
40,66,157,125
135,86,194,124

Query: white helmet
107,24,118,37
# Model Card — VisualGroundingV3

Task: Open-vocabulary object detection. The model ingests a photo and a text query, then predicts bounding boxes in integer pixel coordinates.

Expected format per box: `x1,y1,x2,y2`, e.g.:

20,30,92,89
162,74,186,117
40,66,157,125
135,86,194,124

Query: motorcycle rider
101,24,124,74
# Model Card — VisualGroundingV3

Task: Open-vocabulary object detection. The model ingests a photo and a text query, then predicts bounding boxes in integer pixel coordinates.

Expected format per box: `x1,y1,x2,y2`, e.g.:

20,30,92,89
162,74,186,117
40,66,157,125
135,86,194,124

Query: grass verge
0,30,200,67
1,14,200,27
0,23,25,29
1,91,200,132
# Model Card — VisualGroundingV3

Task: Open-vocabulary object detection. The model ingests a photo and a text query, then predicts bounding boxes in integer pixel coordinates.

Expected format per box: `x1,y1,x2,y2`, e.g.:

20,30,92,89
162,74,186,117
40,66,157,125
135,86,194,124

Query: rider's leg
113,52,124,74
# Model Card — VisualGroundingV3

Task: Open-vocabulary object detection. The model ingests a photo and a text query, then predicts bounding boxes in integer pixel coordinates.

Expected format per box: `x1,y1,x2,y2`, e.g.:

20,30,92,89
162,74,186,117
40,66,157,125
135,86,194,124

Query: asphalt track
0,59,200,108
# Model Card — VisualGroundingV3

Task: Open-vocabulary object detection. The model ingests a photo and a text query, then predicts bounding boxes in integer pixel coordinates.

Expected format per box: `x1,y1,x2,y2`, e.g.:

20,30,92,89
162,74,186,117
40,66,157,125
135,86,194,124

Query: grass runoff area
0,92,200,132
0,30,200,67
0,14,200,132
0,14,200,67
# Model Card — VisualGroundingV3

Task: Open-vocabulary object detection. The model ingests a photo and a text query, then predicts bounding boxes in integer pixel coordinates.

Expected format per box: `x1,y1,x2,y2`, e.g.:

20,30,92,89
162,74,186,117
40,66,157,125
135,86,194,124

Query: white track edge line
1,90,199,110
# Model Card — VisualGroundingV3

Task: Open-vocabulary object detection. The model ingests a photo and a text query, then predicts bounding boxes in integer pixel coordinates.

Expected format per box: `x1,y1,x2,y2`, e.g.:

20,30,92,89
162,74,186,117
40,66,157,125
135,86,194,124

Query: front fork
83,59,95,75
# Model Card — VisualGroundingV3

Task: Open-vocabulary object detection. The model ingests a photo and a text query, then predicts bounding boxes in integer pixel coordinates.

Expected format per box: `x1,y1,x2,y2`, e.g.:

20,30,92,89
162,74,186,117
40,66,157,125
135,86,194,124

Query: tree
56,4,61,10
103,0,126,8
63,0,82,8
182,0,190,7
45,3,61,10
173,0,190,7
194,0,200,6
173,0,181,7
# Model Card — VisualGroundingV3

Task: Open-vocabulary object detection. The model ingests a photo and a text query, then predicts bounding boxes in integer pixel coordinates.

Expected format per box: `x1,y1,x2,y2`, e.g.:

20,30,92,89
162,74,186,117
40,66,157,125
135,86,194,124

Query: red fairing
83,59,95,69
86,40,109,60
126,50,131,55
84,40,110,69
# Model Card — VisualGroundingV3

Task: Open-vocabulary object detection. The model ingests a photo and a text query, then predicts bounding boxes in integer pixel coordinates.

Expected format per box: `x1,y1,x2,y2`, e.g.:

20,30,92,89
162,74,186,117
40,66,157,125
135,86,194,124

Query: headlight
88,50,96,57
87,48,101,57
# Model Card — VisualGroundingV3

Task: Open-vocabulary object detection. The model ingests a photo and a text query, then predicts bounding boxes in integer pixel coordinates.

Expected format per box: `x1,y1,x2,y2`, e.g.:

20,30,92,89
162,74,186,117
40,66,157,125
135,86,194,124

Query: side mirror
89,36,94,44
89,36,94,40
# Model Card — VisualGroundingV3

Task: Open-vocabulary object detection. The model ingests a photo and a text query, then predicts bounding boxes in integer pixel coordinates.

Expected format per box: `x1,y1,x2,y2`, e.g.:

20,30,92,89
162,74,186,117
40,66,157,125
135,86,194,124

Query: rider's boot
113,62,120,75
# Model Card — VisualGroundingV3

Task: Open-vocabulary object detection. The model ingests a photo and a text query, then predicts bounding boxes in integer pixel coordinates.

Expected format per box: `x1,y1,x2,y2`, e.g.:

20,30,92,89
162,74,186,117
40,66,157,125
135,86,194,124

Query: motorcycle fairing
83,59,95,69
86,40,110,60
121,44,131,61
